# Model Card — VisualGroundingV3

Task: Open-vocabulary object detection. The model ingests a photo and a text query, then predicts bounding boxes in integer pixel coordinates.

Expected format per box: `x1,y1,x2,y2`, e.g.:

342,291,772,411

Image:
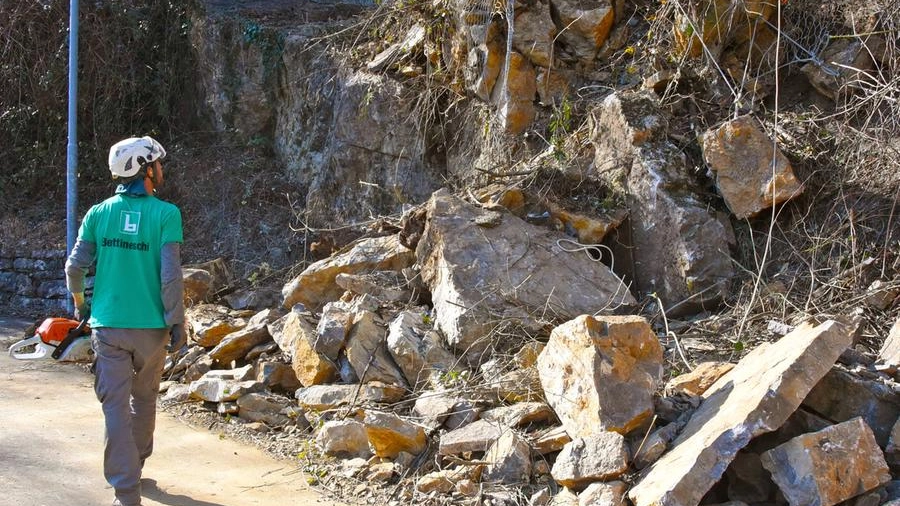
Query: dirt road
0,317,347,506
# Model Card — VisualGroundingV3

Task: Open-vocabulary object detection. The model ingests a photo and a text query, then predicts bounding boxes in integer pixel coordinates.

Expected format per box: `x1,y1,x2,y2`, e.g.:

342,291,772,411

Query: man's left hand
168,323,187,352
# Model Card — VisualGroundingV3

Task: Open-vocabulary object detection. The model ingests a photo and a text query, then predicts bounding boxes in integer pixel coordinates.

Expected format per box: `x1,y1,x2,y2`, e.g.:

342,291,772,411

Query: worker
65,135,186,506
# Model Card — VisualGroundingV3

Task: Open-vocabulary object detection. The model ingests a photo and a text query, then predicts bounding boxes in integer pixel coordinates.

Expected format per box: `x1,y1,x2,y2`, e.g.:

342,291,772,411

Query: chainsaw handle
50,316,91,360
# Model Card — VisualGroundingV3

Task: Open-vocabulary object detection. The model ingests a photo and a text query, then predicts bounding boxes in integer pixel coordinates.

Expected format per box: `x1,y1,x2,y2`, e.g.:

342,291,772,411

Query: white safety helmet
108,136,166,179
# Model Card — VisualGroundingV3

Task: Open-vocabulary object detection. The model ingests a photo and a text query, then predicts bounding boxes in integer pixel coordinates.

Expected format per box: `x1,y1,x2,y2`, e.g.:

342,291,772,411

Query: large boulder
416,189,635,364
269,306,337,386
386,310,458,389
345,311,408,387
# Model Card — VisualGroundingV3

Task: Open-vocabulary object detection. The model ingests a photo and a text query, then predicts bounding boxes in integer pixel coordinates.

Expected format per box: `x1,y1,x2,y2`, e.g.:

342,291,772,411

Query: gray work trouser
92,327,168,506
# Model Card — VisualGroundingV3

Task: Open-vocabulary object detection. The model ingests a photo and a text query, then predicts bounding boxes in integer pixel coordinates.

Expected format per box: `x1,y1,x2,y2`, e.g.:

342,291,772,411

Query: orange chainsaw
8,317,93,362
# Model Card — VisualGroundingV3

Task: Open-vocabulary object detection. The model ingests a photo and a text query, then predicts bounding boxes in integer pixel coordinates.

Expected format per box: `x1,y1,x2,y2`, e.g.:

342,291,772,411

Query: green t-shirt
78,194,183,328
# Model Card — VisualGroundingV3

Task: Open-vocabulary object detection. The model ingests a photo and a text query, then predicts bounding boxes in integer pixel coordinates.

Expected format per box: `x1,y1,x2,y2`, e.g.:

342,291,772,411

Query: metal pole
66,0,79,312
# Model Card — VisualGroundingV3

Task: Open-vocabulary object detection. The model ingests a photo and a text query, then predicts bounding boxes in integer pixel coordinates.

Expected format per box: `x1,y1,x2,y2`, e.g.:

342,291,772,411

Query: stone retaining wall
0,248,74,315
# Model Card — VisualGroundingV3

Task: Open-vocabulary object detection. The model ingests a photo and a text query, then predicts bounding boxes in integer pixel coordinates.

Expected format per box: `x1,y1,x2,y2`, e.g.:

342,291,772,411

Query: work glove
168,323,187,353
74,301,90,322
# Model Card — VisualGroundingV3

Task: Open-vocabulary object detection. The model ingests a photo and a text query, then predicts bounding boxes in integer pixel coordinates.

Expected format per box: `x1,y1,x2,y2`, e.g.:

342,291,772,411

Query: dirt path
0,317,348,506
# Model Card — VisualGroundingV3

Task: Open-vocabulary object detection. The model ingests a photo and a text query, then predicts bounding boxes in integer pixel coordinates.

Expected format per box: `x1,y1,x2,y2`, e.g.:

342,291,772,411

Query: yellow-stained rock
281,234,415,310
364,411,427,458
701,115,803,219
538,315,663,437
761,417,890,506
188,304,247,348
665,361,735,396
497,52,537,135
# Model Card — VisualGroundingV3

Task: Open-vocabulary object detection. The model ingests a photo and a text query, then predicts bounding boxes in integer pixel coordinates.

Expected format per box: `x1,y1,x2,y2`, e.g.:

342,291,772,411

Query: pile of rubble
160,185,900,506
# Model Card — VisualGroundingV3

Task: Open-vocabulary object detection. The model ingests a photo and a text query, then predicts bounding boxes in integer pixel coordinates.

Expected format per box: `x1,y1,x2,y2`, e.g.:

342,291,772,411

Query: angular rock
550,488,579,506
223,286,281,311
549,0,615,62
346,310,408,386
480,402,556,428
496,51,537,135
412,391,464,430
631,422,680,470
416,469,469,493
387,310,458,389
537,315,663,437
161,383,193,403
187,304,247,348
237,393,298,427
256,361,301,392
363,410,426,457
628,320,853,506
208,324,272,365
490,367,545,403
802,366,900,447
204,364,255,381
182,354,213,382
484,431,532,484
877,317,900,371
701,116,803,219
665,361,735,396
802,37,875,101
536,68,569,107
467,23,505,102
245,341,279,362
865,280,898,310
316,420,372,459
417,190,635,364
282,234,415,310
551,431,630,490
513,3,556,68
532,425,572,455
591,91,735,315
189,378,263,402
295,383,406,411
761,417,891,506
439,418,506,455
314,302,352,362
578,481,628,506
335,270,412,303
887,418,900,469
274,306,337,386
182,268,213,306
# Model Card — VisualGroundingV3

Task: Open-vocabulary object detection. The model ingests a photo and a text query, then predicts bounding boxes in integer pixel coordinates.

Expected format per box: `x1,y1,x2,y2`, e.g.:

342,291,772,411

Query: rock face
590,91,735,316
281,234,416,310
701,116,803,219
417,190,635,364
760,417,891,506
537,315,663,437
628,320,853,506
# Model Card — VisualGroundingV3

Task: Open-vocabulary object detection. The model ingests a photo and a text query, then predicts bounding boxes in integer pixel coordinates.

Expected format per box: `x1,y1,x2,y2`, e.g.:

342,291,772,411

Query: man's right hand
75,301,90,322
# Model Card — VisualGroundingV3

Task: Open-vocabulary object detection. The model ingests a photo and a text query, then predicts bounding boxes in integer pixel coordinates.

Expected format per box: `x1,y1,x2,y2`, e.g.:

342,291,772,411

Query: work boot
112,498,141,506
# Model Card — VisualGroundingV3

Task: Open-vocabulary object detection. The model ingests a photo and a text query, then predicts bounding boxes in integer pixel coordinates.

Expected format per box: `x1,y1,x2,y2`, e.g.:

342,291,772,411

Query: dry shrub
0,1,198,211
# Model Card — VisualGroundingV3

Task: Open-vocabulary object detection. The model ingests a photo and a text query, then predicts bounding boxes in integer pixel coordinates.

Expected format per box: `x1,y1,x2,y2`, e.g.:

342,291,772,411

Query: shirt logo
120,211,141,235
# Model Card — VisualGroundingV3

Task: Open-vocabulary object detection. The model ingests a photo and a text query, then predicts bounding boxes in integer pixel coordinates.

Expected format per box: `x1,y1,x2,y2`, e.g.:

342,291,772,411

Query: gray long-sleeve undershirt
65,240,185,326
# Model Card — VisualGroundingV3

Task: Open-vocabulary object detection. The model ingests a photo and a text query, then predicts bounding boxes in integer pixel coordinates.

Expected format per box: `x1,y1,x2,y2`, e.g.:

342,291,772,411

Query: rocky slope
2,0,900,504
